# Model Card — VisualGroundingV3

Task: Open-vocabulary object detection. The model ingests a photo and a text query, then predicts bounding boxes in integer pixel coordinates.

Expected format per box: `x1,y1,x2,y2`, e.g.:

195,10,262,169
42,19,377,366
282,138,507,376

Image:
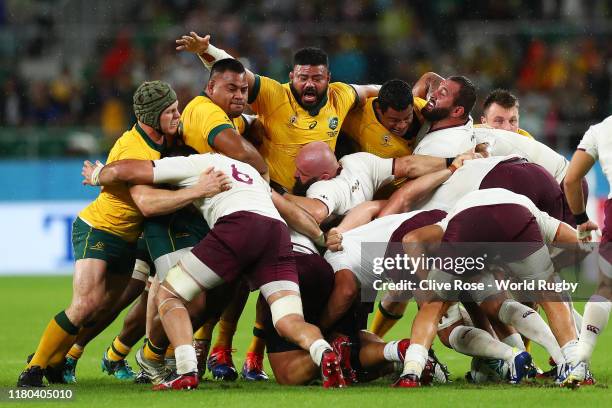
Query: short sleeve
356,152,394,190
331,82,358,118
306,180,343,216
577,125,599,160
249,75,286,114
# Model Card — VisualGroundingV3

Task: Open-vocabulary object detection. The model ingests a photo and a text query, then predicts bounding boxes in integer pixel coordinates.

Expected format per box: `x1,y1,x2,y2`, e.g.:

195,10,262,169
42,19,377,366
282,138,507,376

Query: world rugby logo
328,117,338,130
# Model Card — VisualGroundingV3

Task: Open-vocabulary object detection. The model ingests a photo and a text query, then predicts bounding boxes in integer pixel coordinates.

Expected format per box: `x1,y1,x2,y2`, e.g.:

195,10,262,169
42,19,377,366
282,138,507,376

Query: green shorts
72,217,136,274
144,207,210,261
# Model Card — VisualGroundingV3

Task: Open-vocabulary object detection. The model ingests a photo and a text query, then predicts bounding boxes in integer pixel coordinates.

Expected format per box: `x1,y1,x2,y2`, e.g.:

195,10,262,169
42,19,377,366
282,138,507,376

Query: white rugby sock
175,344,197,375
309,339,332,366
401,343,428,377
449,326,514,361
561,339,580,366
383,341,401,362
498,299,565,364
578,296,611,363
571,304,583,335
502,333,526,351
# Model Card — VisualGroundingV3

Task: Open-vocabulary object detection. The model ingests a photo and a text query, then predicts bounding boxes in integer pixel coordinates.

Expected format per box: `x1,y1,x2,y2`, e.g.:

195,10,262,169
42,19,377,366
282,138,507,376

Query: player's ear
319,172,331,181
452,106,465,119
207,79,215,94
289,71,294,82
480,115,486,124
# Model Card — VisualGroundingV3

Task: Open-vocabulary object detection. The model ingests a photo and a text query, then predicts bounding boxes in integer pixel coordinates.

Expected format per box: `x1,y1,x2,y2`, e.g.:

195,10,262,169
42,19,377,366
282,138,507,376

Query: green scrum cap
133,80,177,132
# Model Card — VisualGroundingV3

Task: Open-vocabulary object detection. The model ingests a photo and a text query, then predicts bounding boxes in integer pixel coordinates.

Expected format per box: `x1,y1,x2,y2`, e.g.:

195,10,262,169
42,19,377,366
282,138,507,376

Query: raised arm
412,71,444,100
176,32,257,90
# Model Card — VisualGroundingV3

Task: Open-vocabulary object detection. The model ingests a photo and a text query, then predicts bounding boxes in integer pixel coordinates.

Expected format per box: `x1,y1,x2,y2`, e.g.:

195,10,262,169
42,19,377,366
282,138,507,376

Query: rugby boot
193,339,210,379
26,353,65,384
331,336,357,384
17,365,45,387
101,352,135,380
63,356,78,383
507,350,533,384
562,361,586,389
152,371,198,391
241,352,269,381
320,350,347,388
135,347,171,386
207,346,238,381
393,373,420,388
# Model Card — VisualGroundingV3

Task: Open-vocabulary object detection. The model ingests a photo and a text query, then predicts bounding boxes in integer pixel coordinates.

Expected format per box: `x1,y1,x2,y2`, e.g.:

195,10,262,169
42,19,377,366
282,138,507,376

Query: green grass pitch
0,276,609,407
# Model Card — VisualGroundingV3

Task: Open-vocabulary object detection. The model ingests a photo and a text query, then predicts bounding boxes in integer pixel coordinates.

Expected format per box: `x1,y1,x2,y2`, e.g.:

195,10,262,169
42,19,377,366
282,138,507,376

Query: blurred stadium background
0,0,611,274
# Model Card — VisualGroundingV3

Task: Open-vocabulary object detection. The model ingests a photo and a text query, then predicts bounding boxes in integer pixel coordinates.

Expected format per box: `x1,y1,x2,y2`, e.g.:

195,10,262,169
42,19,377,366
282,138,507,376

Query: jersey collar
135,123,165,152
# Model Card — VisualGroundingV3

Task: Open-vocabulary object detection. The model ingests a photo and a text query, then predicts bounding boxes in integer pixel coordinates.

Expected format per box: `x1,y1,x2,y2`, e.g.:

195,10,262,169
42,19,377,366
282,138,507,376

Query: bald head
293,141,340,195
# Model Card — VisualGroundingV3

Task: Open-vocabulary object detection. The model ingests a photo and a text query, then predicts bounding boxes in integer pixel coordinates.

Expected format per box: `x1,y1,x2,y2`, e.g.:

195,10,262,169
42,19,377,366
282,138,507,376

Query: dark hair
161,144,198,158
377,79,413,112
483,89,519,113
293,47,328,67
210,58,246,77
448,75,476,118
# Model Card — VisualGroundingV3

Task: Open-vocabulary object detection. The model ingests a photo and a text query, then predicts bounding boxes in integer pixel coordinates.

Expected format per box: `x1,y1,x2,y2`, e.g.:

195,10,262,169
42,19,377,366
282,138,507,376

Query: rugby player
17,81,229,387
563,115,612,385
479,89,534,138
395,189,594,388
83,151,347,390
176,31,380,191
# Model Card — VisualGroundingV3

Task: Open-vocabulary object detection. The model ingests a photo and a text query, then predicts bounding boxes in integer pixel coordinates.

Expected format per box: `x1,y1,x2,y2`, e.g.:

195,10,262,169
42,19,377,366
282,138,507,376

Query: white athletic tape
197,44,233,70
271,295,304,327
165,265,202,302
260,280,300,300
131,259,151,282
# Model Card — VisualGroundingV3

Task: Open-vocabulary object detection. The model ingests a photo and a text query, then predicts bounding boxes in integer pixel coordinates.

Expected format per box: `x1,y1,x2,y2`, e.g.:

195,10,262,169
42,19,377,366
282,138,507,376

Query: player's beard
293,177,318,196
290,83,328,110
422,106,452,122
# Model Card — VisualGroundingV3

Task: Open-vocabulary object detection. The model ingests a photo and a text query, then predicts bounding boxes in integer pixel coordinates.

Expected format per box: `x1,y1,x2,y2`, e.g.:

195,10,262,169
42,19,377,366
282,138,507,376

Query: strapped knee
164,264,201,302
270,295,304,327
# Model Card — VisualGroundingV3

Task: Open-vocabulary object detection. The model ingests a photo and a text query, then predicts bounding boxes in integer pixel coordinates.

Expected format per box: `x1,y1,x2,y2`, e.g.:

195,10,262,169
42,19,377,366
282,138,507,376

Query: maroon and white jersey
578,115,612,198
153,153,283,226
474,127,569,183
413,117,476,157
436,188,561,243
417,155,521,212
306,152,394,216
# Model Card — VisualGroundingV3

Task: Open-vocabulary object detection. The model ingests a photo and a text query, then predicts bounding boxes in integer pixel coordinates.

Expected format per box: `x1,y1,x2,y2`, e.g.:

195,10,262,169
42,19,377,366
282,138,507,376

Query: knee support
270,295,304,327
131,259,151,282
165,265,202,302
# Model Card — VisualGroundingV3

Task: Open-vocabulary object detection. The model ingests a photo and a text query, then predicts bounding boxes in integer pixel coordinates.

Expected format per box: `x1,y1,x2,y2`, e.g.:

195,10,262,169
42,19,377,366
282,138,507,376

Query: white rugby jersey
324,211,424,287
306,152,394,217
474,127,569,183
578,115,612,198
413,117,476,157
436,188,561,243
290,229,318,255
417,155,521,212
153,153,284,226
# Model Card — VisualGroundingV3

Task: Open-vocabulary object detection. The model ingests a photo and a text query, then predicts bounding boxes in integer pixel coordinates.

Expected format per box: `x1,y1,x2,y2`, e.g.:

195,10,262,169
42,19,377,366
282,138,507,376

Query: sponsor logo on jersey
350,180,360,193
309,121,317,129
522,310,535,318
381,134,391,146
90,241,105,251
328,117,339,130
290,115,297,124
